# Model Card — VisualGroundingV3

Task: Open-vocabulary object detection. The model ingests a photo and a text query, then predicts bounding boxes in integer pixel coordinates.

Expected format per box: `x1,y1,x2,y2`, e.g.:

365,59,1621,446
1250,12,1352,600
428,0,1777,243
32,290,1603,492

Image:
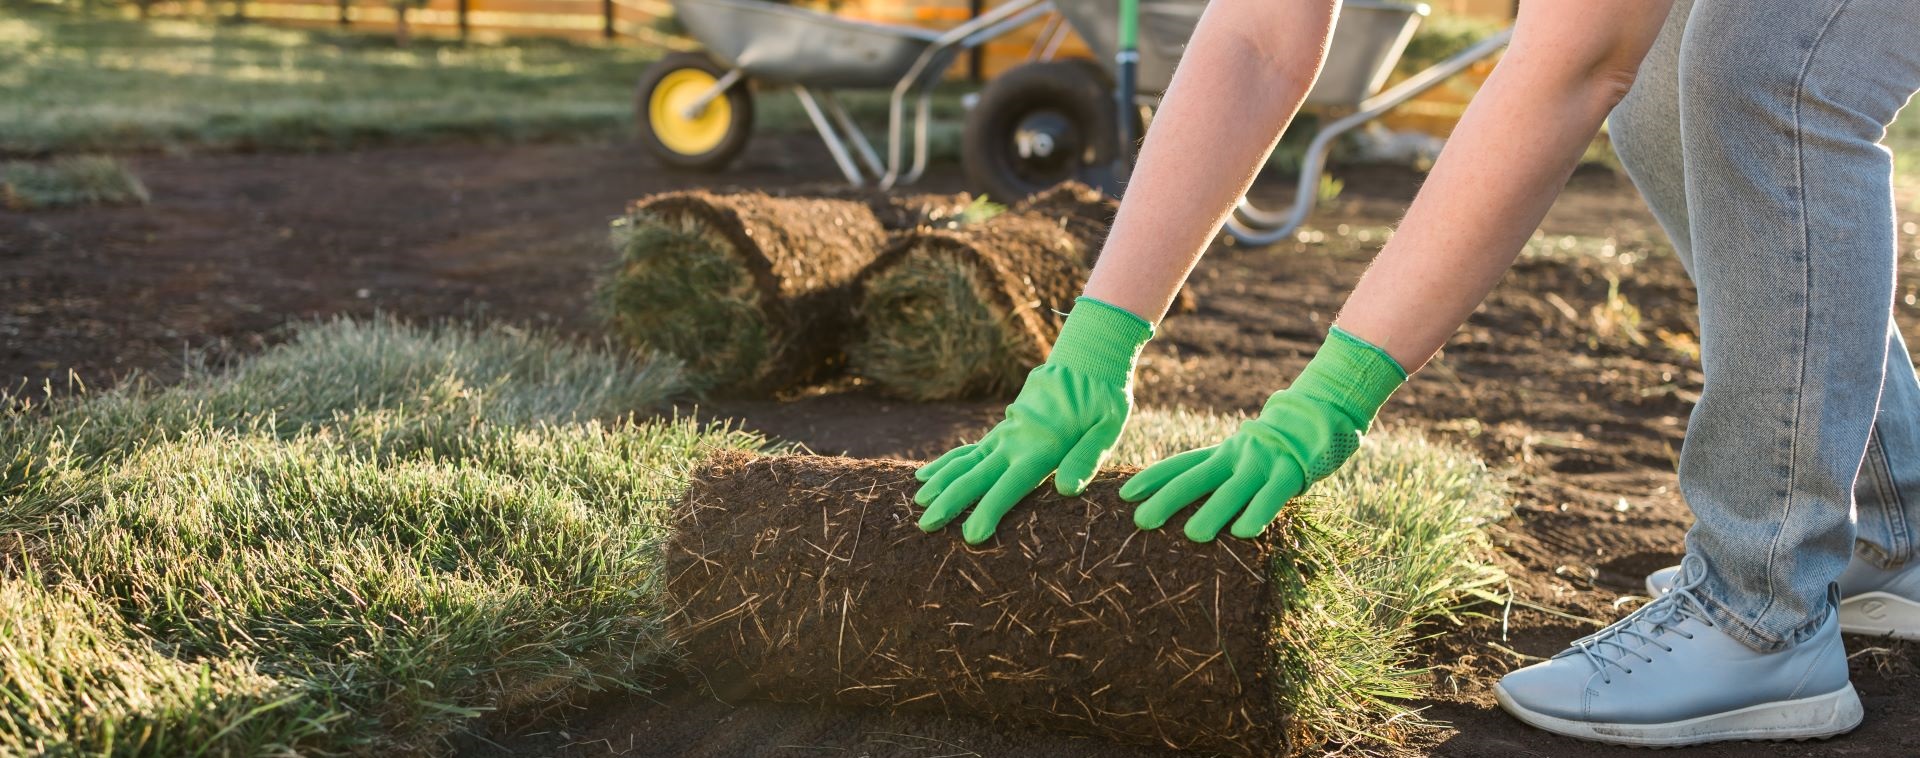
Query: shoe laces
1568,554,1714,684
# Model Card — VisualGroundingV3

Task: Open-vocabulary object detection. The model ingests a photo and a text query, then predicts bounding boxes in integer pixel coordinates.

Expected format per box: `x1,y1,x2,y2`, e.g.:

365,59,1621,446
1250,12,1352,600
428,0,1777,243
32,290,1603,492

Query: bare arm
1337,1,1672,370
1081,0,1339,320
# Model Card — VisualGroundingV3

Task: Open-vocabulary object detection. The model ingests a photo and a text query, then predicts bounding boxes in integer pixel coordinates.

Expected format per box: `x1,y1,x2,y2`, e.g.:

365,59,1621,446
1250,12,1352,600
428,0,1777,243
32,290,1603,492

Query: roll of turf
603,190,888,393
667,452,1295,756
851,211,1091,401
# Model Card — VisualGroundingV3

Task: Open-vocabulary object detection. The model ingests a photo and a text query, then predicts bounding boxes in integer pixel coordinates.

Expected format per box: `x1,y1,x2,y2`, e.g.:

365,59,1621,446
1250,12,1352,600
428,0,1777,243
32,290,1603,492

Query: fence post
458,0,469,39
603,0,615,38
338,0,349,26
967,0,984,82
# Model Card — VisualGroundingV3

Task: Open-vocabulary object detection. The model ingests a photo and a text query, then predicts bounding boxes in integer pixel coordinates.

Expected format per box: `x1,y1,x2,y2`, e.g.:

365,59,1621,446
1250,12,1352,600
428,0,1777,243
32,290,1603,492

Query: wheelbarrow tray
671,0,942,90
1054,0,1427,106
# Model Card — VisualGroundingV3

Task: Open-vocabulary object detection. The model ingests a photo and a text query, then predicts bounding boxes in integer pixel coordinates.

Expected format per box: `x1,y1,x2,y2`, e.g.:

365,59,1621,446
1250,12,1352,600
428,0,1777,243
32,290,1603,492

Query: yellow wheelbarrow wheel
637,52,754,171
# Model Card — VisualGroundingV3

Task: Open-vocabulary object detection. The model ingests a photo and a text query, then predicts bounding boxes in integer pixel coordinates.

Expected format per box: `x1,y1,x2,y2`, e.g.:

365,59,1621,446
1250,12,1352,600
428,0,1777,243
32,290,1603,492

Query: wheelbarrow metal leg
820,92,886,179
795,86,868,187
1226,28,1514,246
880,0,1055,189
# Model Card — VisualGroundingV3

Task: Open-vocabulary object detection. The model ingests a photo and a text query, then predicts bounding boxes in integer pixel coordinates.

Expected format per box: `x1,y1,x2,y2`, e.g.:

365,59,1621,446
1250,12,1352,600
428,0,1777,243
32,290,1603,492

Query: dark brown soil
6,138,1918,757
620,190,888,391
670,452,1285,756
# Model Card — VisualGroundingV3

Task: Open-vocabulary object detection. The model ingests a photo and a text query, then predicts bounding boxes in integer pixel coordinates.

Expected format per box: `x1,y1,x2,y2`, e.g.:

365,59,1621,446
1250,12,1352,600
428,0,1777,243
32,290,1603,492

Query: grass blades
1115,408,1509,749
0,579,330,755
1,318,767,755
851,248,1037,401
1,155,149,209
602,215,771,392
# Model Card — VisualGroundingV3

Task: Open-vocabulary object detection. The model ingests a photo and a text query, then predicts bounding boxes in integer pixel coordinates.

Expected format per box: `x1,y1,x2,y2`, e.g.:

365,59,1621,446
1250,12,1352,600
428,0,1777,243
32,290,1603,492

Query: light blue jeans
1609,0,1920,652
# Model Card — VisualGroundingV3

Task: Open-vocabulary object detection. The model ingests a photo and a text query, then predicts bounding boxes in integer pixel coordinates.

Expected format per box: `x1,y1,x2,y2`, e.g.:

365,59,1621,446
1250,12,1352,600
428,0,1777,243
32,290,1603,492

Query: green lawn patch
1,318,767,755
0,0,655,153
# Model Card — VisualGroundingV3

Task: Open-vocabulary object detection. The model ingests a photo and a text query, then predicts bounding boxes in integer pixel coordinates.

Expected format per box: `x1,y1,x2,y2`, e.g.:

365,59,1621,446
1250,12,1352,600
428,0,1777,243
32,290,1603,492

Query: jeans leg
1613,0,1920,574
1676,0,1920,652
1608,0,1694,274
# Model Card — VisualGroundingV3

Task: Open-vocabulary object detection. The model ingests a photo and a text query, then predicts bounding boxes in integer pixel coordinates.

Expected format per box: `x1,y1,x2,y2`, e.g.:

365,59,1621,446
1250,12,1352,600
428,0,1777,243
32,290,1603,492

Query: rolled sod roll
603,190,888,393
1013,180,1117,252
667,452,1295,756
1014,181,1195,315
851,211,1092,400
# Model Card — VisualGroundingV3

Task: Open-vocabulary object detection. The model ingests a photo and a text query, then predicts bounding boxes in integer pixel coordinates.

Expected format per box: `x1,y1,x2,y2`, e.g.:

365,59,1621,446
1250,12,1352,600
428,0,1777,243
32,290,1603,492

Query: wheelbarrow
637,0,1052,189
967,0,1513,245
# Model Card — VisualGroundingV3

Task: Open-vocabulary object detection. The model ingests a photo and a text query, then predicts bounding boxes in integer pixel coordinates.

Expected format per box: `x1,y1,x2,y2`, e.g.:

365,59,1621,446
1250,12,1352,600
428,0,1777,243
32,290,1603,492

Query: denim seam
1875,431,1911,561
1864,430,1911,566
1750,0,1855,635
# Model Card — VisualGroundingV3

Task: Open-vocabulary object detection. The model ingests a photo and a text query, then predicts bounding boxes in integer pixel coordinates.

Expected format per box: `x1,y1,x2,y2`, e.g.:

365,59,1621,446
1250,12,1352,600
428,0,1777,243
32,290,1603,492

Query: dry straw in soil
668,452,1292,755
665,421,1507,755
603,190,888,393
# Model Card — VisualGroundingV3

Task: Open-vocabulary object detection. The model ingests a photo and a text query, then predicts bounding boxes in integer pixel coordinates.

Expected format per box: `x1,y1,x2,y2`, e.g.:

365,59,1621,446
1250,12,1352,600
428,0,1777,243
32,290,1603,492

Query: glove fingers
962,461,1052,544
914,446,986,507
1131,455,1232,531
920,453,1010,532
1229,467,1305,539
1055,416,1124,496
1184,469,1266,543
916,443,979,483
1118,446,1215,502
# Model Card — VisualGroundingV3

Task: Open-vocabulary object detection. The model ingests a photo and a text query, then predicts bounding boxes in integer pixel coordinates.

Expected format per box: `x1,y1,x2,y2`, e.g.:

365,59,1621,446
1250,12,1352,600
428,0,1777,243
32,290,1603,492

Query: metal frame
1223,29,1513,245
871,0,1054,188
768,0,1055,189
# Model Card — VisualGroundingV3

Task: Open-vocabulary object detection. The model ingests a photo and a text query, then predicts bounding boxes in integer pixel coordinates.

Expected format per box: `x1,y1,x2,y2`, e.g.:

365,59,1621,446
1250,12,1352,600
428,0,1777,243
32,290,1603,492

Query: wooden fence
141,0,687,47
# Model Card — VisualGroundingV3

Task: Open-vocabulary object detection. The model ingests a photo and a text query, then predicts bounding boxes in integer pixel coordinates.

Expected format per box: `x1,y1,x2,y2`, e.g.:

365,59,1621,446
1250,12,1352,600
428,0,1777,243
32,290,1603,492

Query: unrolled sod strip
602,190,888,393
667,452,1296,756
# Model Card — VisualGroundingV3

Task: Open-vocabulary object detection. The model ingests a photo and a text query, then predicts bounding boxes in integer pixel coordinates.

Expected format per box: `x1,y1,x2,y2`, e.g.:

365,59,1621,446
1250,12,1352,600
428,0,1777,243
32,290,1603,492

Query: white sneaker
1499,557,1863,747
1647,555,1920,640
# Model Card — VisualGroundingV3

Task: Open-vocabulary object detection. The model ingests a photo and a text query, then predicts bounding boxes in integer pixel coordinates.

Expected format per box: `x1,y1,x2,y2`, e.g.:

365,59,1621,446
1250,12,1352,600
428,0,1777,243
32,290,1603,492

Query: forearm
1337,0,1672,371
1082,0,1338,322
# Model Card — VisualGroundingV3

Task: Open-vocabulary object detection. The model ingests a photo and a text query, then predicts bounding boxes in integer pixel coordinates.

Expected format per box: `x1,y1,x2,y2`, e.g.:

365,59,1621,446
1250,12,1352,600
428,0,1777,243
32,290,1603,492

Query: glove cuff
1274,325,1407,426
1046,296,1154,383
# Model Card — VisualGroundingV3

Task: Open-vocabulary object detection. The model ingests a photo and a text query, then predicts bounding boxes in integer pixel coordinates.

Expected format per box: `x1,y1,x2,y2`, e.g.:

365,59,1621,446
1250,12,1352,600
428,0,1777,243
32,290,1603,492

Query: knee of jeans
1606,90,1669,177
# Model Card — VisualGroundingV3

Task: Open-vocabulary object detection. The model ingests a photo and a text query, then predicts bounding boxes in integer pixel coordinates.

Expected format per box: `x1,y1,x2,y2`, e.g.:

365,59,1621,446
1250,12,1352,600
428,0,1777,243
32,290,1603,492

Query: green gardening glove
915,297,1154,544
1121,326,1406,542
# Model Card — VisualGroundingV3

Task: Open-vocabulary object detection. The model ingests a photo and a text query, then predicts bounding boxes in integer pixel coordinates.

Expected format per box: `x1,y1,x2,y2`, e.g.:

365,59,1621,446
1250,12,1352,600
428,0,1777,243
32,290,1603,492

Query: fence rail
139,0,685,45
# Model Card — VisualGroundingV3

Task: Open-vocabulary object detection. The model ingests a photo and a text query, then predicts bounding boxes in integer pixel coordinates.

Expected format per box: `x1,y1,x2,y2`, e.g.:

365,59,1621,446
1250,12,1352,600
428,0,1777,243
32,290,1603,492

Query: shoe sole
1839,592,1920,640
1493,682,1863,748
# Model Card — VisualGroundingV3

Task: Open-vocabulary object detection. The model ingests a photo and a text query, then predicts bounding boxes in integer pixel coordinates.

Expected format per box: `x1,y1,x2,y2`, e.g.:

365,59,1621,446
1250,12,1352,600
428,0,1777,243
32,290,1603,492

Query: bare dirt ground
5,135,1918,757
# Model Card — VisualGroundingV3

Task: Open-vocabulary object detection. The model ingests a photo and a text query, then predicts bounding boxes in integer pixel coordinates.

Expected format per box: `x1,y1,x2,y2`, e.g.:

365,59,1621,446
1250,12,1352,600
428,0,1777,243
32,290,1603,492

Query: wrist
1270,325,1407,425
1046,296,1155,382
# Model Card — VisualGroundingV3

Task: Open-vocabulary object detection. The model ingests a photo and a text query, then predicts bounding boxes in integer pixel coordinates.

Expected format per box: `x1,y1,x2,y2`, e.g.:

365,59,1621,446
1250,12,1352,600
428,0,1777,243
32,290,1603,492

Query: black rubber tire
636,51,754,172
962,60,1122,203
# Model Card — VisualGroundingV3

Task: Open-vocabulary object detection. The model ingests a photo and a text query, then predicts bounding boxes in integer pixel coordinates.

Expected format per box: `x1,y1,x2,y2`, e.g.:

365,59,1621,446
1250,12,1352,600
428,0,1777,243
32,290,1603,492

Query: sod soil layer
668,452,1287,756
10,140,1920,757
